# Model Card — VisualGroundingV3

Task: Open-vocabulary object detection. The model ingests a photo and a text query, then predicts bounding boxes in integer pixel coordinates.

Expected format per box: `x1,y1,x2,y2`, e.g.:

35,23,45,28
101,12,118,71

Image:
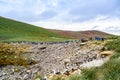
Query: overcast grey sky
0,0,120,35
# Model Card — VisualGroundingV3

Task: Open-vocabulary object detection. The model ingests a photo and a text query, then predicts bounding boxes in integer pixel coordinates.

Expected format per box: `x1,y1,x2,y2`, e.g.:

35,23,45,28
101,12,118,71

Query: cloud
68,0,120,22
0,0,120,35
31,16,120,35
38,10,58,20
1,0,120,22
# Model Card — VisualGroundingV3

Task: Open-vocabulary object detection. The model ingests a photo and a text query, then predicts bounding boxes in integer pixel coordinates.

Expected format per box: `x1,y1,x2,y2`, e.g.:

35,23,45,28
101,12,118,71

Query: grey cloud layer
1,0,120,22
0,0,120,35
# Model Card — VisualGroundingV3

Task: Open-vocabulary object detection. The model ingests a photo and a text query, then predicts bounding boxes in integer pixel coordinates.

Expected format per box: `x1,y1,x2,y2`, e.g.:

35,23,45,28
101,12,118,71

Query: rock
23,74,29,79
55,72,61,75
71,68,75,72
80,59,105,68
100,51,114,56
40,46,46,50
26,70,31,74
64,70,70,76
63,59,70,63
88,58,92,62
79,43,86,46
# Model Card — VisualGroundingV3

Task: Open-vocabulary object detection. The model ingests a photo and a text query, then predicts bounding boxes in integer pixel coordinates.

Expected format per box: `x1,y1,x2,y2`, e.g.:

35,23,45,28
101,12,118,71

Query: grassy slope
0,17,68,42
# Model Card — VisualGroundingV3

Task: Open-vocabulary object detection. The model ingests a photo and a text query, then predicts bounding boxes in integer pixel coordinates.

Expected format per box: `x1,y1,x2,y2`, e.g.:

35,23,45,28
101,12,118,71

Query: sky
0,0,120,35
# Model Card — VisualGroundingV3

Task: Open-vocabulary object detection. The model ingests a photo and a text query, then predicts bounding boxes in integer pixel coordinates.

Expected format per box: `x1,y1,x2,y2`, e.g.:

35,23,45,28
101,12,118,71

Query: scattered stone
0,41,103,79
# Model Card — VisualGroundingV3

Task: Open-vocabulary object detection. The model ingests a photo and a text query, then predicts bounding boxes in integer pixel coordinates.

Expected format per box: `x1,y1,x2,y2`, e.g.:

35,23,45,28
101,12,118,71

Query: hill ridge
48,29,111,39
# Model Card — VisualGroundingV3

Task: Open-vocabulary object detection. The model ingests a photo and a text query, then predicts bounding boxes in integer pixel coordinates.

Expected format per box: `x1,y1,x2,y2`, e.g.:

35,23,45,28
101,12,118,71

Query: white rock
80,58,107,68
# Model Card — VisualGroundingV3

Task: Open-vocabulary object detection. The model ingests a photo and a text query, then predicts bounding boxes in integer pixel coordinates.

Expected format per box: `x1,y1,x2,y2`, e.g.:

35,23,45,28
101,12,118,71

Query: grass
78,53,120,80
102,56,120,80
105,36,120,52
79,68,98,80
69,75,81,80
0,17,68,42
52,77,65,80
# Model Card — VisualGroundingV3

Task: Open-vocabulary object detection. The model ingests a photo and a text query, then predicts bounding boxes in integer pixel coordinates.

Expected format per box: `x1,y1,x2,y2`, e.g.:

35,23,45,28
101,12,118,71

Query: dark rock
64,70,70,76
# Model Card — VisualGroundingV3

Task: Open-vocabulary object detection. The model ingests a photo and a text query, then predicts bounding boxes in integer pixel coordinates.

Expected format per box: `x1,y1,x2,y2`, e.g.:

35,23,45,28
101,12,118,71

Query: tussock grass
102,57,120,80
52,77,65,80
80,68,98,80
69,75,81,80
105,36,120,52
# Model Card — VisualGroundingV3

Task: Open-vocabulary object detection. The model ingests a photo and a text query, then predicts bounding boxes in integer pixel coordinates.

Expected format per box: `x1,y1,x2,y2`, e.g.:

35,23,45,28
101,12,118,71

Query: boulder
100,51,114,55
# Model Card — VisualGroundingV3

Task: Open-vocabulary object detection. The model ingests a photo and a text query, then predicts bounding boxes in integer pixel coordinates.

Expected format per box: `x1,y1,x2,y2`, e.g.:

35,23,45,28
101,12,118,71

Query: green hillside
0,17,67,42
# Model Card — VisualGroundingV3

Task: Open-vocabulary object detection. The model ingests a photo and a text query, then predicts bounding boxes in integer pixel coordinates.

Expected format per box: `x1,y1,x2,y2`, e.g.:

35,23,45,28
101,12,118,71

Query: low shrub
102,58,120,80
80,68,98,80
69,74,81,80
0,43,36,67
105,37,120,52
51,76,65,80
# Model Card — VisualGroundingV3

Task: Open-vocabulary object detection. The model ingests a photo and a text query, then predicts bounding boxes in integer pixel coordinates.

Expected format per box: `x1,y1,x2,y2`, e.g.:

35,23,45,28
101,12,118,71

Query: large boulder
100,51,114,57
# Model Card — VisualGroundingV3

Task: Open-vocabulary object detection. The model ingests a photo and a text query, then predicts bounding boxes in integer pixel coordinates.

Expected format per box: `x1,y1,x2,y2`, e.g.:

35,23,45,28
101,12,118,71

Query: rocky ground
0,41,105,80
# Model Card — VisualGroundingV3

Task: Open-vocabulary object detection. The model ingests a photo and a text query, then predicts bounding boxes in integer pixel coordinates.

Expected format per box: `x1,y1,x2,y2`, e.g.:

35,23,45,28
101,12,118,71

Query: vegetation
51,76,65,80
34,75,43,80
0,17,68,42
0,43,36,67
105,36,120,52
106,36,119,39
69,75,81,80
